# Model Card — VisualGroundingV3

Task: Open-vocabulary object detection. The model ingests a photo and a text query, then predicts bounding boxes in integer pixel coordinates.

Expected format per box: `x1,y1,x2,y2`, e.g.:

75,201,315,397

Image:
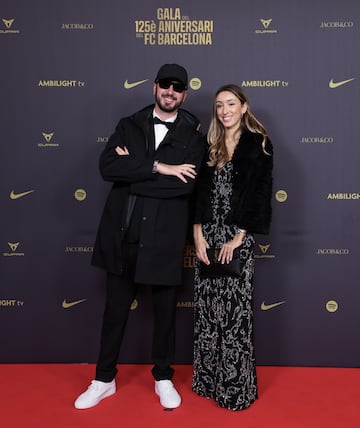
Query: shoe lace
88,380,101,392
158,380,173,392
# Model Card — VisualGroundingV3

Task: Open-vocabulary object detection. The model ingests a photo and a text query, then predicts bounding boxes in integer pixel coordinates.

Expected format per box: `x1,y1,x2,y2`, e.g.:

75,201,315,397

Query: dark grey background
1,0,359,367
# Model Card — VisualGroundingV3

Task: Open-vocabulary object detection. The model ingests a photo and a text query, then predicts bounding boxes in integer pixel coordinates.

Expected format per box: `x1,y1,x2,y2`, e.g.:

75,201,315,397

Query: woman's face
215,91,247,129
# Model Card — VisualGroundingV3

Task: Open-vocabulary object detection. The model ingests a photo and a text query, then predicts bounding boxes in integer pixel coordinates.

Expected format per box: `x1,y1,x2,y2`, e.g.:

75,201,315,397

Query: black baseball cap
155,64,188,88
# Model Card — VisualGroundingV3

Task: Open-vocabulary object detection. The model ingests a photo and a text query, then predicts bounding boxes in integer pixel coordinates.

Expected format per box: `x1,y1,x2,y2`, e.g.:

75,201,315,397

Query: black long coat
193,130,273,235
92,104,204,285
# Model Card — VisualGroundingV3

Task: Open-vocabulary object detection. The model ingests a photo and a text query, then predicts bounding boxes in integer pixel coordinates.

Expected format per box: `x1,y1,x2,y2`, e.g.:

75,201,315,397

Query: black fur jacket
193,130,273,235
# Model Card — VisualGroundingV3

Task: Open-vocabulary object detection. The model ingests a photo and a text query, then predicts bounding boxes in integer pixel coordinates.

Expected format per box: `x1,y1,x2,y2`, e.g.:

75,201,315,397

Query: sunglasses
157,79,186,93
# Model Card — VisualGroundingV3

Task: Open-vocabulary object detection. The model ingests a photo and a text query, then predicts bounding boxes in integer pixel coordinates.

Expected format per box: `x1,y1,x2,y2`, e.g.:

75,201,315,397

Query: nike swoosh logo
10,190,35,200
329,78,355,89
124,79,148,89
261,301,285,311
62,299,87,309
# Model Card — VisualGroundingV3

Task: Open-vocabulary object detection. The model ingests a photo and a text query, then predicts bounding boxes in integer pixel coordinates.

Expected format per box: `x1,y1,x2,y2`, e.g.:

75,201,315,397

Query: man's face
154,79,187,113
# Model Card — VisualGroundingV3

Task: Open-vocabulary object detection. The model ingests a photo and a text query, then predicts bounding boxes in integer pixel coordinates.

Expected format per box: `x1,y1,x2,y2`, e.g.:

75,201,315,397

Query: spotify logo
275,190,287,202
190,78,202,90
74,188,87,201
326,300,338,313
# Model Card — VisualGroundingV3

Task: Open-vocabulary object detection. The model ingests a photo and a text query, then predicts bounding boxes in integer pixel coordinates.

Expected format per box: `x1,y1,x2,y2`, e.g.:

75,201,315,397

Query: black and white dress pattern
192,161,258,411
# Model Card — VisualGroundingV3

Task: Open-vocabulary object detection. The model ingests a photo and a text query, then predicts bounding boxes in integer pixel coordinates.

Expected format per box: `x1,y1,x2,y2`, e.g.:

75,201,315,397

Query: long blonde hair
207,84,269,169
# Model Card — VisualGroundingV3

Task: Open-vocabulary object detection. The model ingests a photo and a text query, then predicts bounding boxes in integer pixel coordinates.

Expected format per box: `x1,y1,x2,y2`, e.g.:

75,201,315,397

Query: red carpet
2,364,359,428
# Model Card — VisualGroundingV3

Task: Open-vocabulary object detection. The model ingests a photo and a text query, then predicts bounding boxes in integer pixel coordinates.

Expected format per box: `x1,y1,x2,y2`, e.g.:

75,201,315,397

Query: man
74,64,204,410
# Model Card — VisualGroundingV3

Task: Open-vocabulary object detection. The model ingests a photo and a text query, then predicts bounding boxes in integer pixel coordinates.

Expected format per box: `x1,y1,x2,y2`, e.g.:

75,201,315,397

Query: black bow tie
153,116,175,129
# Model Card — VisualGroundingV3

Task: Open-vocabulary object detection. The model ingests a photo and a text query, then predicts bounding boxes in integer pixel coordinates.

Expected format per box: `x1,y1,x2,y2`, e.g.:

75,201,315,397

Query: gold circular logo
74,188,87,201
190,78,202,90
275,190,287,202
130,299,138,310
326,300,338,313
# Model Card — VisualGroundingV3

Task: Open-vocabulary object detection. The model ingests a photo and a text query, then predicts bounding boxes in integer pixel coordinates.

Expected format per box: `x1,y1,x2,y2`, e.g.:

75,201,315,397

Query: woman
192,84,273,411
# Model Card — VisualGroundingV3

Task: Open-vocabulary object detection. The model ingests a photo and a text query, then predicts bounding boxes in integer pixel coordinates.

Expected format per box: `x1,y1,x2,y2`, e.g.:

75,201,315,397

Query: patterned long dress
192,161,258,411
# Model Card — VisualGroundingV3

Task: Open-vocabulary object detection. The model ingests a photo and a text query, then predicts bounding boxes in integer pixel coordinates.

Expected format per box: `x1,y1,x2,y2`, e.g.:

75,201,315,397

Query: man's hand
156,162,196,183
115,146,129,156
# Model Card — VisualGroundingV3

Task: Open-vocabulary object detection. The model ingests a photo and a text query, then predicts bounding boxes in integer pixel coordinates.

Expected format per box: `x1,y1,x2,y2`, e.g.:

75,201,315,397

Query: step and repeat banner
1,0,359,367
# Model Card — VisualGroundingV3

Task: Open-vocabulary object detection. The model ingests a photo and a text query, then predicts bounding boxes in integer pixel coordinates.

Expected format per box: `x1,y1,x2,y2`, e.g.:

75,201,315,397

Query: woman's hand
218,232,246,264
156,162,196,183
193,224,210,265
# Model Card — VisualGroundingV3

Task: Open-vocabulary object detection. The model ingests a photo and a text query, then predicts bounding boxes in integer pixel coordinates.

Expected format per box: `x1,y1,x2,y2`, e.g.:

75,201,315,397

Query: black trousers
95,270,178,382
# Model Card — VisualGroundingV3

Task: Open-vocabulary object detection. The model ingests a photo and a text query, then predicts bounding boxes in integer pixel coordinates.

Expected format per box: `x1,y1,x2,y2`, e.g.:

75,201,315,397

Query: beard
155,89,183,113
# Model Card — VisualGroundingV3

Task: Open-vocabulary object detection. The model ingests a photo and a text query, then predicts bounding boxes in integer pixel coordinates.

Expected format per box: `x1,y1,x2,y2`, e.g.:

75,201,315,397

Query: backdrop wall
1,0,359,367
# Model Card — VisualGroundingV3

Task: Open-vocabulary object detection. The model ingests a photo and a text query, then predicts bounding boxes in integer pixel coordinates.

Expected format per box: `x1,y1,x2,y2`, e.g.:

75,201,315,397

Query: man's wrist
152,160,159,173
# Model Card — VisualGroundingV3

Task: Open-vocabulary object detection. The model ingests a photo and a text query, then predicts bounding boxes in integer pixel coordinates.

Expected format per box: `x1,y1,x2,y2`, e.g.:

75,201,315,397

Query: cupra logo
260,19,272,29
258,244,270,254
8,242,20,252
2,19,14,29
42,132,54,142
1,18,20,34
124,79,148,89
329,78,355,89
3,242,24,257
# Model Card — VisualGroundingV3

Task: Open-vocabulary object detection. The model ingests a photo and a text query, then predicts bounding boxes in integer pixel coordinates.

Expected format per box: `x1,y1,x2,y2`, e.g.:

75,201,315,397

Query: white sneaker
155,380,181,409
74,379,116,409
